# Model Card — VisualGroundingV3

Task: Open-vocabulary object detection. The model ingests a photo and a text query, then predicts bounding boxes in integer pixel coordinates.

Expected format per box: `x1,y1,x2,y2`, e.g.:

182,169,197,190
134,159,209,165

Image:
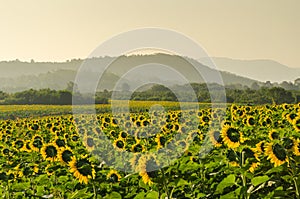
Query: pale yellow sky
0,0,299,67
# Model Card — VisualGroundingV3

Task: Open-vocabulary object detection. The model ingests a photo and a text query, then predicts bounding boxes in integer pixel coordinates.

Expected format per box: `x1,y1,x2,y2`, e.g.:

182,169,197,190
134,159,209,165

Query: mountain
0,54,261,93
198,57,300,83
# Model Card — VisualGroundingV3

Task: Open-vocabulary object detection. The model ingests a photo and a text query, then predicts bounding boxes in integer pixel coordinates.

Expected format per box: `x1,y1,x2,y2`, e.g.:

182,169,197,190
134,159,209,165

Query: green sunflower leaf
70,187,93,199
177,178,189,186
215,174,236,194
134,191,145,199
105,192,122,199
11,182,30,191
251,175,269,187
265,165,283,174
58,175,69,184
145,191,159,199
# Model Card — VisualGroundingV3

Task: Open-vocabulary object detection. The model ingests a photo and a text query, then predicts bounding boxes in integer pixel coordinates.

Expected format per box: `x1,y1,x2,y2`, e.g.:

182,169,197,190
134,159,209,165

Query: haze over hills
4,54,299,93
0,54,262,93
198,57,300,83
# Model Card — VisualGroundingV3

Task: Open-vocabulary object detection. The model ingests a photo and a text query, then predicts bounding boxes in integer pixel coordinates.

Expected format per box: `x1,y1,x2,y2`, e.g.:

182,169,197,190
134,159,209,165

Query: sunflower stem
293,177,299,199
288,155,299,198
161,168,170,198
241,151,250,199
92,182,97,199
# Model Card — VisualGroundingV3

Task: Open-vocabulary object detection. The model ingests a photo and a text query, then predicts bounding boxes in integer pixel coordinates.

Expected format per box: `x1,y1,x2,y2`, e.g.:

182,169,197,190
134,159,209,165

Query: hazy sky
0,0,299,67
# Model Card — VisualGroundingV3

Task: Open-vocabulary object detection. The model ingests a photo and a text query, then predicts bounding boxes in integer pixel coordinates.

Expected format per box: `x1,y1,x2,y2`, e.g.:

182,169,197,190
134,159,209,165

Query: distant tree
250,82,260,90
280,81,295,90
264,81,273,88
0,91,9,100
294,78,300,86
268,87,294,104
66,81,79,93
58,90,72,104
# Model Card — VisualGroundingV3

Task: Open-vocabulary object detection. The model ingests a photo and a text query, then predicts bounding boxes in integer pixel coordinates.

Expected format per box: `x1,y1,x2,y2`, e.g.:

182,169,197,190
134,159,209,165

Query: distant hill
198,57,300,83
0,55,261,93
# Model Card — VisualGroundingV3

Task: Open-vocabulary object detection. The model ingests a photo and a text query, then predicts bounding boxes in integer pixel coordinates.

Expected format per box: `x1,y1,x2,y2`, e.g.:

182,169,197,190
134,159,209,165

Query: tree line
0,83,298,105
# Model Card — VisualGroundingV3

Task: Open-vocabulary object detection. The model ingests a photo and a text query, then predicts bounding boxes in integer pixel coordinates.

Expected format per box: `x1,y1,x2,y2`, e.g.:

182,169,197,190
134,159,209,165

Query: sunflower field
0,102,300,199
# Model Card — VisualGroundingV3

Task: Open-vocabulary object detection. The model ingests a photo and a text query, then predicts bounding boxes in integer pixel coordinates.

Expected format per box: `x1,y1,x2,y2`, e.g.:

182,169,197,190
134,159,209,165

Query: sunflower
40,143,59,162
282,103,290,110
286,112,298,123
155,134,166,150
136,155,159,186
54,136,66,148
2,147,11,156
293,117,300,132
30,123,40,131
107,169,121,183
58,147,74,165
113,138,126,151
71,134,80,142
292,139,300,156
221,125,243,149
268,130,279,140
109,130,119,139
243,147,259,161
265,143,288,167
255,141,265,154
30,135,44,152
209,130,223,147
131,141,145,153
83,135,95,151
119,131,128,139
249,162,260,173
12,164,23,178
283,137,294,150
45,164,54,176
139,171,153,186
32,164,39,175
69,156,96,184
264,117,273,126
246,116,256,126
24,141,32,152
229,161,239,167
12,139,26,151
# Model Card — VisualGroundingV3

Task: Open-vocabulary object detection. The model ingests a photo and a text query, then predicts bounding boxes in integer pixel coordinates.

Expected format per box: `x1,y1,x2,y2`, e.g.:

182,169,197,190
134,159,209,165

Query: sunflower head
131,142,145,153
30,135,44,152
265,143,288,167
84,136,96,151
58,147,74,165
249,162,260,173
255,141,265,154
107,169,121,183
293,139,300,156
209,130,223,147
13,139,26,151
155,134,166,150
243,148,259,160
69,156,96,184
268,130,279,140
137,155,159,186
54,137,66,148
221,125,243,149
119,131,128,139
293,117,300,132
113,138,126,151
283,137,294,150
227,149,238,163
246,116,256,126
41,143,59,162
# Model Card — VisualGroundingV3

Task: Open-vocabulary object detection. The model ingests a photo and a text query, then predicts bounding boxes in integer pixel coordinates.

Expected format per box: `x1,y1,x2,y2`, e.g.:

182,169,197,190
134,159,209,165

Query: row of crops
0,102,299,198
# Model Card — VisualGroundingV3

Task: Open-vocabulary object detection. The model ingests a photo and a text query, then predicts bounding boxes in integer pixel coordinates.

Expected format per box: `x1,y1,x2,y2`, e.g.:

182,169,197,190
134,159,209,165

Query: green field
0,102,299,198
